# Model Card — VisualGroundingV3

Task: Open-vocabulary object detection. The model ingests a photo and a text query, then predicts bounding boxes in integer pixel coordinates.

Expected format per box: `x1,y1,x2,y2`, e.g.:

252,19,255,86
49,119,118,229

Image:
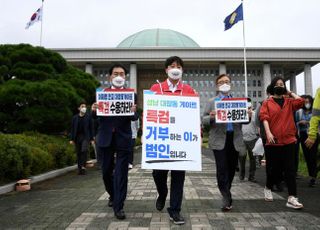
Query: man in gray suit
202,74,251,211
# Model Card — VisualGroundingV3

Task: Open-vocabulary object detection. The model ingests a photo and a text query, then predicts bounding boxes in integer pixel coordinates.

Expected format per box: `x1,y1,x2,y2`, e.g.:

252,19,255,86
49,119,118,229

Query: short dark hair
303,94,314,109
247,97,252,102
269,76,287,95
165,56,184,68
78,101,86,107
266,84,272,95
215,74,231,85
108,63,128,76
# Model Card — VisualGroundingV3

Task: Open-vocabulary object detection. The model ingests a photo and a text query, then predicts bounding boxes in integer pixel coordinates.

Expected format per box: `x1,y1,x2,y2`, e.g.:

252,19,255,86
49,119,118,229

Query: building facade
53,29,320,114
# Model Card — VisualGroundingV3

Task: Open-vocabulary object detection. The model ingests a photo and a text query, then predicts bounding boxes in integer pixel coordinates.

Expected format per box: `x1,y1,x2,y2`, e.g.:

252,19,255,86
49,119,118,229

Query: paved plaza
1,148,320,229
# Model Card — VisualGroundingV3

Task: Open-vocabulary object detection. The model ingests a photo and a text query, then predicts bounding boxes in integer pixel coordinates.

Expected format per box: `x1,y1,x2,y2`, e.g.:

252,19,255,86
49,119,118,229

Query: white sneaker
286,196,303,209
264,187,273,201
128,164,133,169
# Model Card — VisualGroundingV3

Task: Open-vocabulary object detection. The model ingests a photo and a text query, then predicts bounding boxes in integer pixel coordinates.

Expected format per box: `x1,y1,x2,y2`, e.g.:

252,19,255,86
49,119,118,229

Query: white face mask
247,102,252,108
112,76,125,88
80,107,87,114
305,103,311,110
168,68,182,80
218,83,231,93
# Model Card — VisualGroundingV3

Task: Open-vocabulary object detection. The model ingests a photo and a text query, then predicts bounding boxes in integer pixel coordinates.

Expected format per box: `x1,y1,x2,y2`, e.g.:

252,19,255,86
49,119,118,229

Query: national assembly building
53,28,320,114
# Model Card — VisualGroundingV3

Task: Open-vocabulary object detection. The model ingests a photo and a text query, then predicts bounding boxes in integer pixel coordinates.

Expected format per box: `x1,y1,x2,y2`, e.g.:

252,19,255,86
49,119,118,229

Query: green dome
117,28,200,48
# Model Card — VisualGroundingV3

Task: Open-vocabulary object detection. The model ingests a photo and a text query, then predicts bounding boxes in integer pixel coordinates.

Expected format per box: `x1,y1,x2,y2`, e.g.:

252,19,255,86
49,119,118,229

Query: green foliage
0,133,75,184
0,44,99,134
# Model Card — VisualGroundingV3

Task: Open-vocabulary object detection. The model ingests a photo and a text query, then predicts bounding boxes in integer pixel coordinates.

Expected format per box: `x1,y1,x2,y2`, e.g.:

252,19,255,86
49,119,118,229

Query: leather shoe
114,209,126,220
108,199,113,207
156,196,166,211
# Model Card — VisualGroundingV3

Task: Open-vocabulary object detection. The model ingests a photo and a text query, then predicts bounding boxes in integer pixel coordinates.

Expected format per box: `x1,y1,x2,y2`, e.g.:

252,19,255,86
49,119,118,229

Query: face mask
305,103,311,110
168,68,182,80
274,86,286,95
218,83,231,93
247,102,252,108
80,107,87,114
112,76,125,88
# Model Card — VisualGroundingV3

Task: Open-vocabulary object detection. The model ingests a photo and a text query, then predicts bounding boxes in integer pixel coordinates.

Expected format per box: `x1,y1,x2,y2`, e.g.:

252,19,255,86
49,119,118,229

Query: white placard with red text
141,90,202,171
214,98,248,123
96,88,134,116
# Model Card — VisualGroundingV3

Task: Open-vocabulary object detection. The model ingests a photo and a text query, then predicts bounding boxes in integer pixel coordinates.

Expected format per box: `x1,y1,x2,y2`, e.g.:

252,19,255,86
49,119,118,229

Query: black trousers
300,131,319,178
213,131,239,206
99,142,129,213
152,169,185,213
265,143,297,196
75,139,88,171
128,138,136,165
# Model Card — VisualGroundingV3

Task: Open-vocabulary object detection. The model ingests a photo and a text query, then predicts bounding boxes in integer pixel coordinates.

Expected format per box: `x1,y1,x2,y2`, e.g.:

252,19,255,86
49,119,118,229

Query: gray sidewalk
1,148,320,229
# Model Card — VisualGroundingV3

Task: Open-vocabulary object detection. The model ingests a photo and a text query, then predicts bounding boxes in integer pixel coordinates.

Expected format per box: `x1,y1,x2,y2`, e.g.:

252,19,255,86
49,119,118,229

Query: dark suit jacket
70,113,94,142
95,92,139,150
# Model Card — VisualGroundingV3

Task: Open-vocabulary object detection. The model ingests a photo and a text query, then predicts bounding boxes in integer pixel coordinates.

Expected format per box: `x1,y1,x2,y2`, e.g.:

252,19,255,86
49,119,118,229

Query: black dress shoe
221,205,232,212
169,212,185,225
108,199,113,207
156,196,166,211
114,209,126,220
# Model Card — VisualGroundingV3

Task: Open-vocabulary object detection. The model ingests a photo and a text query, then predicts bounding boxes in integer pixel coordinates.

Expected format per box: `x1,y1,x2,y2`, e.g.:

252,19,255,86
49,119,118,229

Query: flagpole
241,0,248,98
40,0,44,46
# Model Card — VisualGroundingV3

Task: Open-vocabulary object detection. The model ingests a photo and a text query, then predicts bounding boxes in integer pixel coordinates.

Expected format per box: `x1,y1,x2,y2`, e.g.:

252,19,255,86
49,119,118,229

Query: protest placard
96,88,134,116
215,98,248,123
141,90,201,171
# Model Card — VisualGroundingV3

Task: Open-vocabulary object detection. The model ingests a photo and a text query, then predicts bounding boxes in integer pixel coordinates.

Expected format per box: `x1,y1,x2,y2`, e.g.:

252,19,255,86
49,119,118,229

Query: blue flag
224,3,243,31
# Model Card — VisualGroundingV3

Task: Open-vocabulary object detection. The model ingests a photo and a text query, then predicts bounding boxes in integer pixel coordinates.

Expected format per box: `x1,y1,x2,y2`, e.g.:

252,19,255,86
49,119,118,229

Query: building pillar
262,63,271,98
219,63,226,75
290,75,297,93
129,63,137,92
85,63,93,74
304,63,313,95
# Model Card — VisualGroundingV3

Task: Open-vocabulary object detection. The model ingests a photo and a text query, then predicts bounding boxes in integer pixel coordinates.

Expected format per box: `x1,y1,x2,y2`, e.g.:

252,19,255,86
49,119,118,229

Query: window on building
253,80,256,87
257,80,261,87
253,91,257,98
257,70,261,76
258,91,262,97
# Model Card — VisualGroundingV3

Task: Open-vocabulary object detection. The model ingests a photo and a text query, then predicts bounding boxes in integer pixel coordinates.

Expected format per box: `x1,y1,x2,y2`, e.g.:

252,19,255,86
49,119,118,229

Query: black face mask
274,86,286,95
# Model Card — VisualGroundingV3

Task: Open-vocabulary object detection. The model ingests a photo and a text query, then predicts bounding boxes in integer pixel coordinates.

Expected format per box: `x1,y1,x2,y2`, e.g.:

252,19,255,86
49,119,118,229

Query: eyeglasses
112,72,125,77
217,80,230,85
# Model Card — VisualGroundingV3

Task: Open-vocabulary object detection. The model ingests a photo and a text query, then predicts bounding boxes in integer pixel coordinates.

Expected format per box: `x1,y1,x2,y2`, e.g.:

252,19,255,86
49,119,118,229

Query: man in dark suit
70,102,94,175
94,63,138,220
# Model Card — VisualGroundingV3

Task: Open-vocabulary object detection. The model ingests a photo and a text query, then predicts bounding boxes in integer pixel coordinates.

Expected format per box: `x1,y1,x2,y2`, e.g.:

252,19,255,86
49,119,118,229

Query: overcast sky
1,0,320,95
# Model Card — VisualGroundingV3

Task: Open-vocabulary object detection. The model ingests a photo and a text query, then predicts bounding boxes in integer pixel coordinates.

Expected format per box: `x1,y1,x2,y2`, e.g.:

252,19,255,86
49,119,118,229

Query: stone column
219,63,226,75
262,63,271,99
129,63,137,92
304,63,313,95
290,75,297,93
85,63,93,74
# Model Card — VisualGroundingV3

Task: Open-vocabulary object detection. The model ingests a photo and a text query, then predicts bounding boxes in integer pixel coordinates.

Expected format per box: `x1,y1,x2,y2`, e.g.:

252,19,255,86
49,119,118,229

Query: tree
0,44,99,133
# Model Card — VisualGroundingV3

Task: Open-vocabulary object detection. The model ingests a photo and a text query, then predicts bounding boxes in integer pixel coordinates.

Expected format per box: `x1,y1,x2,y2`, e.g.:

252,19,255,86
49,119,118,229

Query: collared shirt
166,79,180,93
218,92,233,132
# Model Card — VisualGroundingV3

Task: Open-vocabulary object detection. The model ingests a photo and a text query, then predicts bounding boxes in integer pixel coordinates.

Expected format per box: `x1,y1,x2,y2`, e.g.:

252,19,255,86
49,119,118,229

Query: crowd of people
69,56,320,225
